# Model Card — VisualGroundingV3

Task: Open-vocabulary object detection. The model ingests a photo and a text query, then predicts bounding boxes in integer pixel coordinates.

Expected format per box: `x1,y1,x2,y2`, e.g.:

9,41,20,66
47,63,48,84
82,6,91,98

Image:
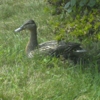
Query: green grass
0,0,100,100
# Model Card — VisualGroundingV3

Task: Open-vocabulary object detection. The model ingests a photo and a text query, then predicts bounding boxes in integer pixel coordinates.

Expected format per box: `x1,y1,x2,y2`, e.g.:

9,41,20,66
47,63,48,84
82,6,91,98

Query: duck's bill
15,25,24,32
15,27,22,32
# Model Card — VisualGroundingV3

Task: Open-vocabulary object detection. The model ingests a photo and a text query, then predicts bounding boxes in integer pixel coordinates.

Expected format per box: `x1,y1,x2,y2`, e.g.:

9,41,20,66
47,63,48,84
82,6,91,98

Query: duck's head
15,20,37,32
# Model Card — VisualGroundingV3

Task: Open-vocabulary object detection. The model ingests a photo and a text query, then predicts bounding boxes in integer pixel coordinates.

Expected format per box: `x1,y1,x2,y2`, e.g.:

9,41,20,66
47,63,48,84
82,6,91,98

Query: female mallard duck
15,20,86,60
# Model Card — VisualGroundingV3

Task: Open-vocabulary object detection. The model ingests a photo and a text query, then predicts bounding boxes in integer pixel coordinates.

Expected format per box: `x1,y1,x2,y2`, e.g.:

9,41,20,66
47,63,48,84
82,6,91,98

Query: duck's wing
38,40,58,54
51,42,86,58
38,41,86,57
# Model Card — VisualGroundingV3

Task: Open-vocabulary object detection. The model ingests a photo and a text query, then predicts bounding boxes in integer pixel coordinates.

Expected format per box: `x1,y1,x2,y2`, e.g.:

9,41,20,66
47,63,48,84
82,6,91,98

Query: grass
0,0,100,100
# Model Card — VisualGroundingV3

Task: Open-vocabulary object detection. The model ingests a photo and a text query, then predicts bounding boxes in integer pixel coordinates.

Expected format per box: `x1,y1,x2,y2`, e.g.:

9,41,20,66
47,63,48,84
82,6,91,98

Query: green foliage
49,12,99,42
47,0,100,14
64,0,99,13
68,10,100,41
47,0,100,42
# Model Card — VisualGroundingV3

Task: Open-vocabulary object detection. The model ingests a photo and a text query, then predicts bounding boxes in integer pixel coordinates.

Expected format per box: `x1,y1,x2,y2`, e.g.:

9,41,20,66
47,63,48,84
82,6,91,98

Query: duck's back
38,40,82,57
38,40,58,54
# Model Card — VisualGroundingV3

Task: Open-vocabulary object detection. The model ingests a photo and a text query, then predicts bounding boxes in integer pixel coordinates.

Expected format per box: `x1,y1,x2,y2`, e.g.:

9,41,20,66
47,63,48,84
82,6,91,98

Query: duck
15,19,86,60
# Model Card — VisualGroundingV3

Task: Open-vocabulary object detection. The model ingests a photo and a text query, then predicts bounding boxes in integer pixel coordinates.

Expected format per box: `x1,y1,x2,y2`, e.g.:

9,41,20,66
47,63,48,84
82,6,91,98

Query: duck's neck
26,29,38,54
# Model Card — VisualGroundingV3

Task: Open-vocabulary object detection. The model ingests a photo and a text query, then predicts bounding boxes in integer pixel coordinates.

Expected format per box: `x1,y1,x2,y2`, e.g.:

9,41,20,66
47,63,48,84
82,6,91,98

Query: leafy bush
64,0,100,13
47,0,100,14
47,0,100,42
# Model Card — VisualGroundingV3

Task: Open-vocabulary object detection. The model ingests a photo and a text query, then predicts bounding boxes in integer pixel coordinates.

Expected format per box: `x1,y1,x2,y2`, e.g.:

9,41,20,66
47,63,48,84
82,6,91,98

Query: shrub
47,0,100,42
